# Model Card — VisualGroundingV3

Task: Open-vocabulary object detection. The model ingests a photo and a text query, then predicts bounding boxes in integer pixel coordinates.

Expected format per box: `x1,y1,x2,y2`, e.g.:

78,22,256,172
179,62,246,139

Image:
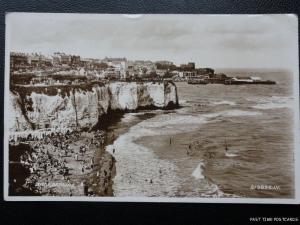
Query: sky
6,13,298,69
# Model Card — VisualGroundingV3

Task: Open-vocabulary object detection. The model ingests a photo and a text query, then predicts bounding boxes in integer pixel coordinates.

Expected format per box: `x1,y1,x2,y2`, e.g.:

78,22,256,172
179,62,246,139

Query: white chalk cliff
9,82,178,133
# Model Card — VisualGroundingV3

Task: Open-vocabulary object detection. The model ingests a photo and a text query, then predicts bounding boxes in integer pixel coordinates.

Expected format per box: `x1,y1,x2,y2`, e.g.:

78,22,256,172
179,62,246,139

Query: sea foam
212,100,236,106
192,162,205,180
251,96,293,110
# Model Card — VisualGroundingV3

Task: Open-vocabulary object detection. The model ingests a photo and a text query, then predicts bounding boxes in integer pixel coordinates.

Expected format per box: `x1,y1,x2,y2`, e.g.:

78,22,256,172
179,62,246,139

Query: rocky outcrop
9,81,178,134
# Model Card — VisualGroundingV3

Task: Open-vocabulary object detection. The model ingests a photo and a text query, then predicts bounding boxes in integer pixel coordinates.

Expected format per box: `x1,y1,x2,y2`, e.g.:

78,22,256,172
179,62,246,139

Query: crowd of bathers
14,130,106,195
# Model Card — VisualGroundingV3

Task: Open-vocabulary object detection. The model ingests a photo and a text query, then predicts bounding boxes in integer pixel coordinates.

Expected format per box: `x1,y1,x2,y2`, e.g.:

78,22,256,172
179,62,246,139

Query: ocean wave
179,99,188,104
203,109,262,119
192,162,205,180
211,100,236,106
219,109,262,117
225,152,238,157
250,96,293,110
121,112,145,123
120,109,262,138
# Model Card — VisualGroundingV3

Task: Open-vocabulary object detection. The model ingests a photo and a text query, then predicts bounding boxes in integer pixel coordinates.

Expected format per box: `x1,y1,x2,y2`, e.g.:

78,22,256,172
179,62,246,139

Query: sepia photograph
4,13,299,203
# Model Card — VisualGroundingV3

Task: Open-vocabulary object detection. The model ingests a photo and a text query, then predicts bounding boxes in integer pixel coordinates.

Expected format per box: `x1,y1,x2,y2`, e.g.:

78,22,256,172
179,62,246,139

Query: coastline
9,106,177,197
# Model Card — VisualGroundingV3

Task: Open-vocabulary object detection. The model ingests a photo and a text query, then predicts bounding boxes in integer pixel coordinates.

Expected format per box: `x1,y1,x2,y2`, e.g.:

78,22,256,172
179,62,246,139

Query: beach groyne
9,81,178,135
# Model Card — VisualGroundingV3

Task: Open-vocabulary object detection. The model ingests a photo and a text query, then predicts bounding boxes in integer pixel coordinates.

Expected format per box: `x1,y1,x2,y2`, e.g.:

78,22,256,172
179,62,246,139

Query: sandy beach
9,130,116,196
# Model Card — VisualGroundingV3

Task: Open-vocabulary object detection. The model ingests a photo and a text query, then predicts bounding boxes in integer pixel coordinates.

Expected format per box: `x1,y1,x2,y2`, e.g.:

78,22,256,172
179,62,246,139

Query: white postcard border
3,13,300,204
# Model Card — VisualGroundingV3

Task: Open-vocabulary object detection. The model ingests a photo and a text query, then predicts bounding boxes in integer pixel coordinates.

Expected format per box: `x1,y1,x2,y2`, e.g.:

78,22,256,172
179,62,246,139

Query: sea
105,69,295,198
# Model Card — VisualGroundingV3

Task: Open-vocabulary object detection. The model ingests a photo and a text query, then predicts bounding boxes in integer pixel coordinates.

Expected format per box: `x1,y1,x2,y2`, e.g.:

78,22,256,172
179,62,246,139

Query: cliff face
9,82,178,133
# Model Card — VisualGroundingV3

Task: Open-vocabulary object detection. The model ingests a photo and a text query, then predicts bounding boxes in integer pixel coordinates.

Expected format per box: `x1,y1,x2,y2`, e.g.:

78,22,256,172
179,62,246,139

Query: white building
102,57,127,79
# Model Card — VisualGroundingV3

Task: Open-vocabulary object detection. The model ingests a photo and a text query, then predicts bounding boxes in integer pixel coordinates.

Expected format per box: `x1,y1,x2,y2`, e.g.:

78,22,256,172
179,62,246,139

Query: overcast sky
6,13,298,69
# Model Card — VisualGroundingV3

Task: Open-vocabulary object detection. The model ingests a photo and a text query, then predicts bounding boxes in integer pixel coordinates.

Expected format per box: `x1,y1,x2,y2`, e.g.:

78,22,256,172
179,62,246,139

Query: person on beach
91,157,94,164
65,167,69,176
169,138,172,145
29,167,34,174
48,189,54,196
83,182,88,196
187,144,192,155
113,148,115,154
20,155,25,164
75,153,79,161
43,164,47,172
90,157,94,169
62,173,66,180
